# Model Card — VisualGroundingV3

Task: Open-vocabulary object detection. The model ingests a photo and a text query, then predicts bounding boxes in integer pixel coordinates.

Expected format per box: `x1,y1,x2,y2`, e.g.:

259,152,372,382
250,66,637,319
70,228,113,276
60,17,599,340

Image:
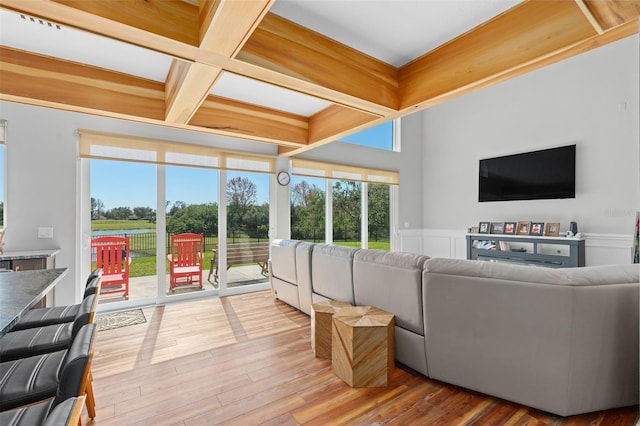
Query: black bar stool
0,323,96,413
1,395,85,426
0,294,97,362
10,270,102,332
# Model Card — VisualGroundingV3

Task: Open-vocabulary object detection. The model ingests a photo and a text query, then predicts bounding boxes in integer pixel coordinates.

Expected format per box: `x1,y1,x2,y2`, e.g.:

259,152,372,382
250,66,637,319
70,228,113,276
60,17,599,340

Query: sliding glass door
225,171,270,289
90,159,157,305
165,166,219,296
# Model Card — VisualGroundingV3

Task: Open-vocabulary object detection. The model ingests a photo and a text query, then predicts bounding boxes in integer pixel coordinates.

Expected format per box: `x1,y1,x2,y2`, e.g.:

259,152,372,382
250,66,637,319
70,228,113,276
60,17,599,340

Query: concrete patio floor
98,264,269,303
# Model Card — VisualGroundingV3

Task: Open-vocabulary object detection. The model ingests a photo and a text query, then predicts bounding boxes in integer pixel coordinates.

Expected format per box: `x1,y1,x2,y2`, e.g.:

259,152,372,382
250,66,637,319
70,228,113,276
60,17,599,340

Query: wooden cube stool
311,300,351,359
331,305,395,387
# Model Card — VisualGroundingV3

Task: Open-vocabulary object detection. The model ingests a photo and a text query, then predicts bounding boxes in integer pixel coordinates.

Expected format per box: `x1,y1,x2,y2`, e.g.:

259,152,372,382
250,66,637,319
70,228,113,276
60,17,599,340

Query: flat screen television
479,145,576,202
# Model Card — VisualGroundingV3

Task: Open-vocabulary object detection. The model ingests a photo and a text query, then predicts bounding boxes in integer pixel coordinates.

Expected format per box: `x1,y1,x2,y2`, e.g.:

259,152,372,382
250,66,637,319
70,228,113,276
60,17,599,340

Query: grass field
91,219,155,231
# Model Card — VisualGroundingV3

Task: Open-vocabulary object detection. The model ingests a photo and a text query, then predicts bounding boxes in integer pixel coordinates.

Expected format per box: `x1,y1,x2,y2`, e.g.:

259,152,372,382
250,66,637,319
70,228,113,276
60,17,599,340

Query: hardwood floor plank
85,290,640,426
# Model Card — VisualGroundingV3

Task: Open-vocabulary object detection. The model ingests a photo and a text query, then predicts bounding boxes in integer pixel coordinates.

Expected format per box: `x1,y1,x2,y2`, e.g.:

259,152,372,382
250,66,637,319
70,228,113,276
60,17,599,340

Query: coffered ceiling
0,0,638,156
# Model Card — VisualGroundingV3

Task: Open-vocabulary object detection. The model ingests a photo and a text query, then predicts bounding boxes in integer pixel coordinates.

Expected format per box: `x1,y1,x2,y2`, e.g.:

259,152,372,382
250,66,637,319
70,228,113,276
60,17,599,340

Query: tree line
291,180,389,242
92,176,390,243
91,177,269,240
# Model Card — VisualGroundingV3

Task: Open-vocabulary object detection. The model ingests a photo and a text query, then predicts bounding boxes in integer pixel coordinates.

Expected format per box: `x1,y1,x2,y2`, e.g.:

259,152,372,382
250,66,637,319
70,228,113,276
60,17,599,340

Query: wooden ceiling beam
51,0,199,45
190,95,308,147
584,0,640,30
0,0,393,117
237,13,399,115
0,46,166,120
164,59,222,124
280,105,382,157
199,0,273,56
574,0,604,34
1,0,639,154
398,1,598,112
0,46,307,147
398,1,638,115
164,0,272,124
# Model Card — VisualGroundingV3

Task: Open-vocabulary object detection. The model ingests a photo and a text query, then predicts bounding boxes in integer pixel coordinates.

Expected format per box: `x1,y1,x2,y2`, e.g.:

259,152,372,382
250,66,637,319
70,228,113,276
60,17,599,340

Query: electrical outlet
38,227,53,239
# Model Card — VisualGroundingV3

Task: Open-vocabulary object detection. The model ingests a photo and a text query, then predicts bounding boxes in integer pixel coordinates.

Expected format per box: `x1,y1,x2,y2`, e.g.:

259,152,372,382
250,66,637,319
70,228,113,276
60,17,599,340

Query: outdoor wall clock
277,171,291,186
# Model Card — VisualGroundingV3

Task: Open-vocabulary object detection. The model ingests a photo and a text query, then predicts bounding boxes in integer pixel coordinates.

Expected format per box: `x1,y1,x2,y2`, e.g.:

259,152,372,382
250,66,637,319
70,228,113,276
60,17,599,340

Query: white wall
0,102,277,304
418,35,640,264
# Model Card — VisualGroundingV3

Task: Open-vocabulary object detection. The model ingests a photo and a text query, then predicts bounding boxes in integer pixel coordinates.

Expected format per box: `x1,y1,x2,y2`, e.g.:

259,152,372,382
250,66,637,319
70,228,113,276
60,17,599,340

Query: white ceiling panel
0,8,172,83
271,0,524,66
211,72,331,116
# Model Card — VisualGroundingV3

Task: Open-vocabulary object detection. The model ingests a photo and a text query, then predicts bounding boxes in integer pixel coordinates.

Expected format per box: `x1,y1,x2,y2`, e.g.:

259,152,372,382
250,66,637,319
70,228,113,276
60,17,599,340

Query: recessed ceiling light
20,14,61,30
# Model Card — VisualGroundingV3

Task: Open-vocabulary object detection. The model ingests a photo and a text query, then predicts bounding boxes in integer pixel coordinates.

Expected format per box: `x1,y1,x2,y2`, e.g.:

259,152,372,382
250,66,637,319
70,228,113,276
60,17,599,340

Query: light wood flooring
85,291,639,425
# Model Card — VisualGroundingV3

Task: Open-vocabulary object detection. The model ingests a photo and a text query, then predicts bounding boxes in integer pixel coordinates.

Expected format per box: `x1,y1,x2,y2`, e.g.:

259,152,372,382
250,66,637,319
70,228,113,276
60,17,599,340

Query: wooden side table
311,300,351,359
332,305,395,387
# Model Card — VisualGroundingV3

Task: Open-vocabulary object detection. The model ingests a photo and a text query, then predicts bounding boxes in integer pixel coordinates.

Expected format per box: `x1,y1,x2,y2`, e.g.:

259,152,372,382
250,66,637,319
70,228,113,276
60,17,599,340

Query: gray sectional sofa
268,239,640,417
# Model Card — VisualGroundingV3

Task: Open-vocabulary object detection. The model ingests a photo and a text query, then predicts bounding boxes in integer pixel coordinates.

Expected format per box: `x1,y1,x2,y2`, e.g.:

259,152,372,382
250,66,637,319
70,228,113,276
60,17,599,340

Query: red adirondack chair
168,233,204,291
91,236,130,299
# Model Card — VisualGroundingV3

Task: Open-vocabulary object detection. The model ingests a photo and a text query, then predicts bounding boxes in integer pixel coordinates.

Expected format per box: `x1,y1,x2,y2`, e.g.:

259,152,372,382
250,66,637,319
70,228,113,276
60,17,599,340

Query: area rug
96,309,146,331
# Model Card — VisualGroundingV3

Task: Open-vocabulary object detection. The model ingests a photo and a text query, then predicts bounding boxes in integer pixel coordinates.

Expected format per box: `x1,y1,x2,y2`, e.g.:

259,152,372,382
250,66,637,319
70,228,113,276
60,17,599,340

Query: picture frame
545,222,560,237
469,226,480,234
490,222,504,234
516,221,530,236
478,222,490,234
530,222,544,236
503,222,517,235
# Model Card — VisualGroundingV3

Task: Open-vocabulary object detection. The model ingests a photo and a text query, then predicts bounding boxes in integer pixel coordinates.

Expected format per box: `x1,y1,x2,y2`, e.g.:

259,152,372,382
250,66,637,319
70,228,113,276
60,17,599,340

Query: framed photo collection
474,220,564,237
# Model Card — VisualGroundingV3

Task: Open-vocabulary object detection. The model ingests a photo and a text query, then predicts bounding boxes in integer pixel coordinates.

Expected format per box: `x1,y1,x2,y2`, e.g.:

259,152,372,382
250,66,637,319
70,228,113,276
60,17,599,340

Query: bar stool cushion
10,274,101,332
0,295,96,362
0,324,95,412
0,399,53,425
0,351,66,411
42,397,83,426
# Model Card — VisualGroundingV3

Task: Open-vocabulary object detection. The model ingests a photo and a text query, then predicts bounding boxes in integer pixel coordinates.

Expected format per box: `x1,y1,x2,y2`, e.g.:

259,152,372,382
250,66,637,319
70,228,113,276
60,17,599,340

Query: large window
226,171,270,288
332,180,361,248
368,183,390,250
339,121,395,151
290,159,397,251
91,160,157,304
81,130,274,305
166,166,218,296
291,175,325,243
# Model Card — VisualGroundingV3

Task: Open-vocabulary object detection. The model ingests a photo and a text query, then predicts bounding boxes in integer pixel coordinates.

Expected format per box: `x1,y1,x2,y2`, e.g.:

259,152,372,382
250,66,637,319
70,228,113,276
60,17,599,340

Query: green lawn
91,219,155,231
333,240,390,250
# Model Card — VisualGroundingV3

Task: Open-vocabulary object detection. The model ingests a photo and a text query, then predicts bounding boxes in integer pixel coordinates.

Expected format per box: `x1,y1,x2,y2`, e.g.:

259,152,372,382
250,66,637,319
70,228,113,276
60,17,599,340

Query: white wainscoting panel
583,233,634,265
403,229,634,265
397,229,424,255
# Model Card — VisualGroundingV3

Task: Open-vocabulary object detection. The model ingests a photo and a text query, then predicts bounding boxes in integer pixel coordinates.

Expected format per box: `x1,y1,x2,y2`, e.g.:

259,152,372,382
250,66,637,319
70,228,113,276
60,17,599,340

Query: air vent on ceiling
20,14,62,30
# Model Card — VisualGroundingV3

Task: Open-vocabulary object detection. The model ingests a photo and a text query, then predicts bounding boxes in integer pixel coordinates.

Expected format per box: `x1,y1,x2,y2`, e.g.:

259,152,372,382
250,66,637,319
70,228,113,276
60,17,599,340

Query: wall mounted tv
479,144,576,202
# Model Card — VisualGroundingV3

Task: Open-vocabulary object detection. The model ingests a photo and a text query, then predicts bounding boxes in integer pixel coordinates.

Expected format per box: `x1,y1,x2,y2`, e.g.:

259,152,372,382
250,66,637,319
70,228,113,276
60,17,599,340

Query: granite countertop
0,249,61,261
0,268,68,337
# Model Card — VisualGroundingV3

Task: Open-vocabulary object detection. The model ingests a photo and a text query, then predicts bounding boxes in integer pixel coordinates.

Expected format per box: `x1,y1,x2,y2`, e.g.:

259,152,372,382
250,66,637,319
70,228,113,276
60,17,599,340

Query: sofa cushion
353,250,429,335
562,264,640,285
295,242,315,315
424,257,571,285
311,244,358,304
269,239,300,285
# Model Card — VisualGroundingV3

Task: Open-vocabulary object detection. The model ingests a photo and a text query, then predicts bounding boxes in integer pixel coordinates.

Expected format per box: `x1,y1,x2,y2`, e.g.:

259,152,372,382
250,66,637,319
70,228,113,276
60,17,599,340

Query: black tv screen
479,145,576,202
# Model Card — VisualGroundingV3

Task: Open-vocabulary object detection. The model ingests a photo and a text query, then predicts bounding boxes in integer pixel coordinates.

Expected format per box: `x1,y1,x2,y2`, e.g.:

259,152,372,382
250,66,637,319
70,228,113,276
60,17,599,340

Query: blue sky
91,161,270,210
340,121,393,150
90,122,393,211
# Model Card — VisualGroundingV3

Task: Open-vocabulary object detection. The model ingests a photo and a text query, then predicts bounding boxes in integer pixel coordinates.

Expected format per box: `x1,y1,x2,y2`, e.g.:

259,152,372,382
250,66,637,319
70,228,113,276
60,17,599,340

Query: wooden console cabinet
466,234,584,267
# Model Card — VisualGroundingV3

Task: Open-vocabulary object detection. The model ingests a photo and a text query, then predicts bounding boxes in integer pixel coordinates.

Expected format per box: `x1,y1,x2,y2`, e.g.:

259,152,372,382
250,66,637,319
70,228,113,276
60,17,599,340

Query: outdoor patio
98,264,269,303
